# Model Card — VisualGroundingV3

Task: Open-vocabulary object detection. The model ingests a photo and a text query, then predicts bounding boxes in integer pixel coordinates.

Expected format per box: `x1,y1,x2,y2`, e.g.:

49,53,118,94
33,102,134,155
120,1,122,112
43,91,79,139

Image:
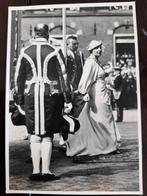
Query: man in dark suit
113,67,126,122
58,35,85,146
66,35,84,92
15,23,72,181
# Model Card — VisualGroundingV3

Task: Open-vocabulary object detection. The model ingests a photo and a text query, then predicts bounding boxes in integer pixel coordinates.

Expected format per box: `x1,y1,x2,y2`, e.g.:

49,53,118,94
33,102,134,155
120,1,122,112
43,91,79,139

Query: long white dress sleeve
78,57,98,95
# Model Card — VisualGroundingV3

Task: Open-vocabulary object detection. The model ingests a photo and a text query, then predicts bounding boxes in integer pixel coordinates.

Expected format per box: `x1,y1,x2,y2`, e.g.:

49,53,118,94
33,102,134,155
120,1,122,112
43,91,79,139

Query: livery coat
15,38,71,136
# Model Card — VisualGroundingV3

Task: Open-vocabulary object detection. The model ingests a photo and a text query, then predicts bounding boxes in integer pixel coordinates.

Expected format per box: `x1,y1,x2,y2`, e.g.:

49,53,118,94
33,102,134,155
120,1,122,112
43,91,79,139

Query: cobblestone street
7,109,142,194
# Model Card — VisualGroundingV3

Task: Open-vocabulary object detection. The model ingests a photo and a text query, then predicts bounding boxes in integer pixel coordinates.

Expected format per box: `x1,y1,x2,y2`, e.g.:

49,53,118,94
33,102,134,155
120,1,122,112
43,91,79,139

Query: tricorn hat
87,40,102,51
61,115,80,141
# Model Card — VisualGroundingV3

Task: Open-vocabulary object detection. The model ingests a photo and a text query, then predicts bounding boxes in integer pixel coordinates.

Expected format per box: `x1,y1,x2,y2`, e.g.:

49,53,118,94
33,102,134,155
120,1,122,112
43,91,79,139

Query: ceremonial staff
62,7,66,58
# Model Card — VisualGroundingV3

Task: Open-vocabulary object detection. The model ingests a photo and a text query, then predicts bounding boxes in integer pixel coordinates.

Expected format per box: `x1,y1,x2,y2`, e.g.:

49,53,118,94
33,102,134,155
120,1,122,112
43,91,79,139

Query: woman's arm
78,58,96,95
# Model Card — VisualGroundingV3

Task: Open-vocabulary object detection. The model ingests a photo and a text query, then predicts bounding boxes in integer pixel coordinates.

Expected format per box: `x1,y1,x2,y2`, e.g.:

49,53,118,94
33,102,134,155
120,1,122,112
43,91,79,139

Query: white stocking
41,137,52,174
30,135,41,174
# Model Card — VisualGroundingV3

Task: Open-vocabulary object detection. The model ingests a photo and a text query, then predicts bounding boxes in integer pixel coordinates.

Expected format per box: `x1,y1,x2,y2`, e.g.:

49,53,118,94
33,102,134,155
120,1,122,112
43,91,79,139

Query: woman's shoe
42,173,60,181
29,173,42,181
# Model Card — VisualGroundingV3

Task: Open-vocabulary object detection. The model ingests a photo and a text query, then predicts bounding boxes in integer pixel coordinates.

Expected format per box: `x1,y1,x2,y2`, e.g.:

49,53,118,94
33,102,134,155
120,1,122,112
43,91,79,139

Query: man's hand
64,102,73,114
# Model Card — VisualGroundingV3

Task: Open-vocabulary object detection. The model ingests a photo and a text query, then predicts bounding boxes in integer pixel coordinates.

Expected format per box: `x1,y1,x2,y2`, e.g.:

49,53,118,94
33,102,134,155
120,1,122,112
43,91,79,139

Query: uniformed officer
15,23,72,181
113,67,125,122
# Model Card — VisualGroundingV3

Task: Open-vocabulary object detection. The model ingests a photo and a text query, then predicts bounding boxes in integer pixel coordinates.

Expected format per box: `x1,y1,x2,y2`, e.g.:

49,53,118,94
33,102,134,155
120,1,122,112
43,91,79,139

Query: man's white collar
31,37,47,43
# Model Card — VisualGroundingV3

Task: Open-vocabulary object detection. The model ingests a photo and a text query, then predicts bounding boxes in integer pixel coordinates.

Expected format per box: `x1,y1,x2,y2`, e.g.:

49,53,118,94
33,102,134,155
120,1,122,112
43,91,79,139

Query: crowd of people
115,52,137,109
10,23,137,181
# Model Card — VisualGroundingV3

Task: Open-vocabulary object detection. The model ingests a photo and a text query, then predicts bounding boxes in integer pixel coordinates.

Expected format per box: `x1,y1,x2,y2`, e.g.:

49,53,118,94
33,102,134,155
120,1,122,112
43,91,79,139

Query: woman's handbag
70,92,86,118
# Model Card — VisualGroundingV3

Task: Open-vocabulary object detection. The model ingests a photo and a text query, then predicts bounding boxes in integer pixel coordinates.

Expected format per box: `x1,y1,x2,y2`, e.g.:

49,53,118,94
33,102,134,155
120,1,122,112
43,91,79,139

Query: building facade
10,5,137,108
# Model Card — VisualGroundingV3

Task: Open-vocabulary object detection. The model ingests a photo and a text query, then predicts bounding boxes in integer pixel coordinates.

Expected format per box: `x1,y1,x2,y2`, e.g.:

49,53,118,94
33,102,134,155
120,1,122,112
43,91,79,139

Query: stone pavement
7,109,143,194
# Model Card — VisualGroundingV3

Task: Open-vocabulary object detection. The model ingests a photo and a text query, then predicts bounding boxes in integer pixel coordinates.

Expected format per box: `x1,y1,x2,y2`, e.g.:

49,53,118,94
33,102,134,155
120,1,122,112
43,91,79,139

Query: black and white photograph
5,2,143,195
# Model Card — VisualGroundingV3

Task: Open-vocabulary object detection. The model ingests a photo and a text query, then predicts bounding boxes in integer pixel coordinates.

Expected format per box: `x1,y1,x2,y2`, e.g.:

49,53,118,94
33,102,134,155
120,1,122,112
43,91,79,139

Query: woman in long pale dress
66,40,121,158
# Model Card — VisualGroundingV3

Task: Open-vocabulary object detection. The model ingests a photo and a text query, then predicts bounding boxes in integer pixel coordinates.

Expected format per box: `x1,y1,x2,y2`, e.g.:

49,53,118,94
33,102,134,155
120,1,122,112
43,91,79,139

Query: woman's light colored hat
87,40,102,51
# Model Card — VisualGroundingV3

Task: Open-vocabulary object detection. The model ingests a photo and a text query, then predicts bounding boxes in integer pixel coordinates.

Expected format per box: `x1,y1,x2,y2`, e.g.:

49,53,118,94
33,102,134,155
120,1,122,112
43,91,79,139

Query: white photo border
5,1,143,195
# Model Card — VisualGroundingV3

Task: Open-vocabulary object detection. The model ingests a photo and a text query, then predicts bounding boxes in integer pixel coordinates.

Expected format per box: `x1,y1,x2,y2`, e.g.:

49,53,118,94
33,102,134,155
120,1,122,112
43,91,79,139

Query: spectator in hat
66,40,121,162
14,23,72,181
